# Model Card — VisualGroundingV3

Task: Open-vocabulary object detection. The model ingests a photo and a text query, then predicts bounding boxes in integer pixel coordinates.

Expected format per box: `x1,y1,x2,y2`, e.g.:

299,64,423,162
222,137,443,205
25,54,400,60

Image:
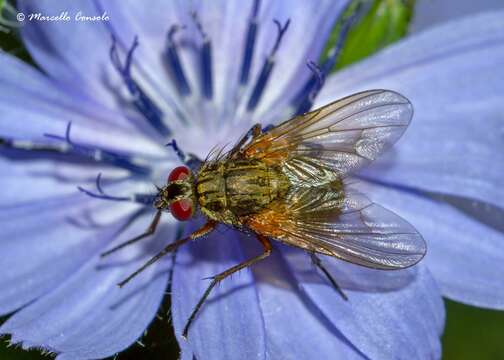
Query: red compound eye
170,199,193,221
168,166,190,182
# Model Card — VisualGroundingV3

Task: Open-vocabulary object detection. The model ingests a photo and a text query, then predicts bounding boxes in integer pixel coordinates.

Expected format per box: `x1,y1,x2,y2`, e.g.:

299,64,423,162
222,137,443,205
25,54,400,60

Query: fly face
155,165,197,221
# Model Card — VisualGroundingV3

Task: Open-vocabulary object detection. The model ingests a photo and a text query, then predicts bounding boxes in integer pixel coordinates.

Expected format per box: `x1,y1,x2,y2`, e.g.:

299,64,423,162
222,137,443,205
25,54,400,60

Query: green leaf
323,0,415,72
443,300,504,359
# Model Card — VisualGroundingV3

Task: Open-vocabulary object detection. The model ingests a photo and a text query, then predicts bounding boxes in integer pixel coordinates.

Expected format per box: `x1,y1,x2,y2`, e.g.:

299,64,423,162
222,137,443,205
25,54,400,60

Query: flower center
0,2,361,211
110,36,171,137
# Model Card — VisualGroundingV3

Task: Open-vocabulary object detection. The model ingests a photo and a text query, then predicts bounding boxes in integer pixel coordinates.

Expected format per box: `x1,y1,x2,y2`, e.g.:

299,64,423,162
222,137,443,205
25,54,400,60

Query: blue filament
240,0,261,85
165,25,191,96
247,19,290,111
110,36,171,137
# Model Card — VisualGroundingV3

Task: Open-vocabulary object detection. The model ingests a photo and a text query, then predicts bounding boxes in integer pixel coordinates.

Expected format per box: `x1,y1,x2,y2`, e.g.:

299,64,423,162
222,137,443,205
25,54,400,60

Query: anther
239,0,261,85
191,12,214,100
247,19,290,111
110,36,171,137
164,25,191,96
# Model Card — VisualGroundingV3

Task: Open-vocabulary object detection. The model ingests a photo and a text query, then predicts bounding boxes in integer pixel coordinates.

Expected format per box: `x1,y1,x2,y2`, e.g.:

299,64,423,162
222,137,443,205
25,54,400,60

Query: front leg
310,252,348,301
118,220,217,287
101,210,163,257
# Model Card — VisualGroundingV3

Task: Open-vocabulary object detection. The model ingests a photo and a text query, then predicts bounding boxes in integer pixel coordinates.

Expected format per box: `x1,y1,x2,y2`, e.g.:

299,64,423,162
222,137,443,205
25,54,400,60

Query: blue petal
282,246,444,359
1,212,173,359
171,224,266,360
0,52,164,156
317,11,504,208
97,0,350,126
357,180,504,309
249,244,365,359
92,0,195,122
18,0,349,126
0,192,99,314
172,229,365,359
411,0,504,32
236,0,350,120
0,152,141,313
0,155,85,206
17,0,123,110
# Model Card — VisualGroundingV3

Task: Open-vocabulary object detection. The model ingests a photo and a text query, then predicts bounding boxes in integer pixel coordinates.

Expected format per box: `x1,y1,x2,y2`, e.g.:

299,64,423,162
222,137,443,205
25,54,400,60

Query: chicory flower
0,1,502,359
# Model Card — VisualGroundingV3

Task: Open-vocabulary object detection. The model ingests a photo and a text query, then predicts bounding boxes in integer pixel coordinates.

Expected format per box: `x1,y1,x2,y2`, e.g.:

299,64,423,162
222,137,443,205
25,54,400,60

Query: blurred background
1,0,503,358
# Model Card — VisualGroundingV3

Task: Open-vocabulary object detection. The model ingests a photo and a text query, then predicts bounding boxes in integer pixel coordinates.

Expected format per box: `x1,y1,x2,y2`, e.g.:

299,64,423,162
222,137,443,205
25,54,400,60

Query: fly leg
310,253,348,301
101,210,163,257
182,234,272,339
118,220,217,287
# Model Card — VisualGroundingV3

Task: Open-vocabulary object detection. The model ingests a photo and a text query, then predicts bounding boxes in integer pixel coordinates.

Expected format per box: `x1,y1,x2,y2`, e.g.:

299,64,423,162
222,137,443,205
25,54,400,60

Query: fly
102,89,426,339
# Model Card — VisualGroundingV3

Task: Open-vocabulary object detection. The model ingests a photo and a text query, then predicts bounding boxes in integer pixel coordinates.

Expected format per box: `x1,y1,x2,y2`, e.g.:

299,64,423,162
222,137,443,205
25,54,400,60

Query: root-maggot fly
106,89,426,338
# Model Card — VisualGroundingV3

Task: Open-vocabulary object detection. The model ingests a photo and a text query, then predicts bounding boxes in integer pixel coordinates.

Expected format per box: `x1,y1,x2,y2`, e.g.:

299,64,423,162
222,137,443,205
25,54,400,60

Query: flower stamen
110,36,171,136
164,25,192,97
295,61,326,114
43,122,151,175
292,5,360,115
191,12,213,100
78,172,156,205
0,124,150,175
166,139,202,171
247,19,290,111
239,0,261,86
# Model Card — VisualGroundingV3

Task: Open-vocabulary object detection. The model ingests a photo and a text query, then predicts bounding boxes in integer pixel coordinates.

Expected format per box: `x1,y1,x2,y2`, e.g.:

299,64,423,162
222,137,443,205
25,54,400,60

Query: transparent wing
243,89,413,184
246,182,426,270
